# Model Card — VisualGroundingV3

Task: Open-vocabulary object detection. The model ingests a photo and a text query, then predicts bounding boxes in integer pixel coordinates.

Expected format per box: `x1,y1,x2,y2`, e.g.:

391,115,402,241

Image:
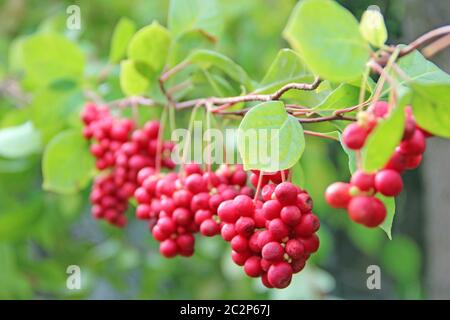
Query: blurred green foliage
0,0,424,299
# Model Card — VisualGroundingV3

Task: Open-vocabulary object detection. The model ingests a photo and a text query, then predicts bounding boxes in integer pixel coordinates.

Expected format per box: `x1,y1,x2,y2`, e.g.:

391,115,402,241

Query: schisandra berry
342,123,369,150
244,256,263,277
267,262,293,289
233,195,255,217
280,205,302,226
399,129,426,155
261,242,284,262
262,200,282,220
274,182,298,205
325,182,351,209
374,169,403,197
347,196,387,227
350,170,375,192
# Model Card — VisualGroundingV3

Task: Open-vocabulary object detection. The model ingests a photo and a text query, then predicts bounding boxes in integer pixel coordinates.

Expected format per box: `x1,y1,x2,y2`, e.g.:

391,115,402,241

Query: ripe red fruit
221,223,237,241
172,208,192,226
173,189,193,208
280,205,302,226
291,258,306,273
217,200,239,223
231,170,247,186
399,129,426,155
370,101,389,118
285,239,305,259
194,209,212,225
261,273,274,288
244,256,263,277
184,163,203,176
342,123,368,150
267,262,293,289
248,231,261,253
405,154,422,170
200,219,220,236
262,242,285,261
296,192,313,213
157,216,176,235
350,170,375,191
160,239,178,258
134,187,150,204
375,169,403,197
294,213,320,237
233,195,255,217
268,218,289,241
301,234,320,254
262,200,282,220
347,196,387,227
261,184,276,201
257,230,275,249
190,192,210,212
230,235,248,253
274,182,298,205
253,208,267,228
176,234,195,252
185,173,207,194
325,182,351,209
231,250,250,266
235,217,255,237
384,149,407,172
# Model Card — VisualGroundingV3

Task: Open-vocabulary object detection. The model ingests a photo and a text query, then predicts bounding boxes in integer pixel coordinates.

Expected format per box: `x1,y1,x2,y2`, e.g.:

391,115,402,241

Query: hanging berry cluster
325,101,431,228
81,103,320,289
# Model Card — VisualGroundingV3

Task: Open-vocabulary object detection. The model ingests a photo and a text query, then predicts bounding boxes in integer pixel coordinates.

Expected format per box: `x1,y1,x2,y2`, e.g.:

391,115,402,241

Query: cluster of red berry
81,103,174,226
219,173,320,289
325,101,431,227
134,163,254,257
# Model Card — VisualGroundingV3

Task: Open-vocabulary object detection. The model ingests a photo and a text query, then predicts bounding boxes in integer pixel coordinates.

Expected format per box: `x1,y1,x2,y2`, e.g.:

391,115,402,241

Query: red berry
350,170,375,191
217,200,239,223
294,213,320,237
296,192,313,213
261,273,274,288
257,230,274,249
143,120,160,140
370,101,389,118
375,169,403,197
160,239,178,258
190,192,210,212
235,217,255,237
347,196,387,227
231,250,250,266
231,170,247,186
399,129,426,155
405,154,422,170
233,195,255,217
384,149,407,172
134,187,150,204
176,234,195,252
194,209,212,225
291,258,306,273
325,182,351,208
244,256,262,277
280,205,302,226
173,189,193,208
342,123,368,150
261,184,276,201
231,235,248,253
267,262,293,289
248,231,261,253
268,218,289,241
221,223,236,242
300,234,320,254
200,219,220,236
274,182,298,205
285,239,305,259
185,173,207,194
172,208,192,226
262,242,284,262
262,200,282,220
254,209,267,228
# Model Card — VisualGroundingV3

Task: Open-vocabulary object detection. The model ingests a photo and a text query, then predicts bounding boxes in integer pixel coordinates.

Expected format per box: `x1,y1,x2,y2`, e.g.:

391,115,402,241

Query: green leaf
410,83,450,138
127,21,171,73
42,130,94,194
109,17,136,63
283,0,370,82
0,122,41,159
167,29,216,66
168,0,223,39
186,49,253,90
0,199,42,241
20,33,85,89
377,194,395,239
313,84,360,113
362,104,405,172
382,235,421,281
237,101,305,172
359,6,387,48
397,50,450,86
120,59,152,96
257,49,310,93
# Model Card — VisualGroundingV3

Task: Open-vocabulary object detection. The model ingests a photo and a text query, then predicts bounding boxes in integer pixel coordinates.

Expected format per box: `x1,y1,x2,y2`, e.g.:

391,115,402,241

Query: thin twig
304,130,339,141
398,25,450,57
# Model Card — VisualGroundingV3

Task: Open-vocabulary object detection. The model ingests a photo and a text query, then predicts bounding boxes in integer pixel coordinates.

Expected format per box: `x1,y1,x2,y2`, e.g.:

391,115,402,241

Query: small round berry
235,217,255,237
342,123,368,150
248,231,262,253
294,213,320,237
374,169,403,197
231,170,247,186
350,170,375,191
231,250,250,266
262,200,282,220
230,235,248,253
257,230,274,249
369,101,389,118
261,184,276,201
200,219,220,237
190,192,210,212
300,234,320,254
405,154,422,170
176,234,195,252
194,209,212,225
262,242,284,262
399,129,426,155
274,182,298,205
285,239,305,259
173,189,193,208
384,149,407,172
291,258,306,273
160,239,178,258
157,216,176,235
267,262,293,289
253,209,267,228
261,273,274,288
221,223,236,242
217,200,239,223
347,196,386,227
280,205,302,226
172,208,193,226
233,195,255,217
185,173,207,194
244,256,263,277
268,218,289,241
325,182,351,208
296,192,313,213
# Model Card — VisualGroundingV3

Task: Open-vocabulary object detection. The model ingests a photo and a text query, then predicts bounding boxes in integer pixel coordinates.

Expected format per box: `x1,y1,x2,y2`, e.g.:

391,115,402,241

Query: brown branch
422,34,450,58
398,25,450,57
304,130,339,141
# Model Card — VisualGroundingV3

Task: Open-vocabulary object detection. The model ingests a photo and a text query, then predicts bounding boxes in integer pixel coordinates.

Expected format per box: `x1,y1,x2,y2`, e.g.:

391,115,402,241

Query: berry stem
253,171,264,203
155,105,168,173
